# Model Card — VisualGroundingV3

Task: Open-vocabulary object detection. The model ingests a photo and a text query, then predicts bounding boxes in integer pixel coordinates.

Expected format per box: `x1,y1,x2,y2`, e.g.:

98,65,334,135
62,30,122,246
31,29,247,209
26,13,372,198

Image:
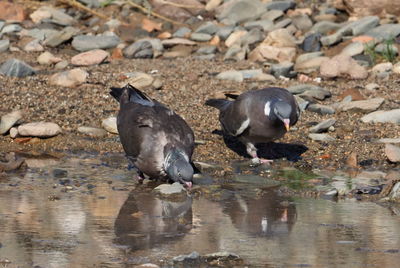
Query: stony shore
0,0,399,183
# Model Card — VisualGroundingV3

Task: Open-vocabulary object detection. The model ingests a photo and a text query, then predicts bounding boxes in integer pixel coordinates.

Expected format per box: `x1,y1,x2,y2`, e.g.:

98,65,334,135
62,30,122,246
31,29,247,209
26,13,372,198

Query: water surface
0,154,399,267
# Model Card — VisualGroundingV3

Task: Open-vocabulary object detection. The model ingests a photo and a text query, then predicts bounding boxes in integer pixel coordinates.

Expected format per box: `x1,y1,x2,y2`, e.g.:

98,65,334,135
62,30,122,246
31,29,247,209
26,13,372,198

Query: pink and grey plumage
110,84,195,187
206,87,300,163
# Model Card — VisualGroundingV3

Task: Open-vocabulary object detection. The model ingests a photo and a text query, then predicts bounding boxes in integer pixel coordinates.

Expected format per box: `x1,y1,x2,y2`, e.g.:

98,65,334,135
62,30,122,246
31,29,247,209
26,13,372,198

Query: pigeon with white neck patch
205,87,300,163
110,84,195,188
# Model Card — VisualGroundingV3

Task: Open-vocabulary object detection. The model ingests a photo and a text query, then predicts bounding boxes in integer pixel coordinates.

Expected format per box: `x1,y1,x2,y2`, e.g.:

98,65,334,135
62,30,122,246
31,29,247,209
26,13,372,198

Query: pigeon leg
127,156,145,183
246,142,273,164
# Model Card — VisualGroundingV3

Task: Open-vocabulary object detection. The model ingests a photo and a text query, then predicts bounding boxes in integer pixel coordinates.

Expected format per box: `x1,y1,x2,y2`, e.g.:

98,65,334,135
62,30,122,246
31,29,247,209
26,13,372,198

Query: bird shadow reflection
212,130,308,162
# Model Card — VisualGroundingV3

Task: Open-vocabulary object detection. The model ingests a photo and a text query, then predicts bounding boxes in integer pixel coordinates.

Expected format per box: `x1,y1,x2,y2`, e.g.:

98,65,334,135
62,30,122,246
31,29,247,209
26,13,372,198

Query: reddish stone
0,1,26,22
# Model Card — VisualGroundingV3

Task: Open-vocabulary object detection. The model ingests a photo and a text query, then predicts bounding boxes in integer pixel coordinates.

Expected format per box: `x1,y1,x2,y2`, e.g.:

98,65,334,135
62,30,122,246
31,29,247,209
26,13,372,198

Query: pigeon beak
283,119,290,131
184,181,193,189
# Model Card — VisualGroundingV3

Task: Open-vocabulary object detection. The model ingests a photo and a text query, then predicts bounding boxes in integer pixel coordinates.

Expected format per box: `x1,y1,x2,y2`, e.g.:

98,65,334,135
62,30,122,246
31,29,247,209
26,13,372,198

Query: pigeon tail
110,84,154,106
205,99,231,110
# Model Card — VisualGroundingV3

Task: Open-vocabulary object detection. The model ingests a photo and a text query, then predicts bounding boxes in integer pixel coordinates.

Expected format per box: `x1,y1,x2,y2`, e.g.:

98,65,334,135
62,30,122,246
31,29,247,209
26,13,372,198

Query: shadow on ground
212,130,308,162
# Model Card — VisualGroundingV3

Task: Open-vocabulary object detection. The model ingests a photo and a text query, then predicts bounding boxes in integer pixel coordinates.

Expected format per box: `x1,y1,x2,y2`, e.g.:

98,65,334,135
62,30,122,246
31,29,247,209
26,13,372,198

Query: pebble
311,21,342,34
18,122,62,138
337,98,385,113
385,144,400,162
301,33,322,52
298,85,331,101
341,41,364,56
0,39,10,52
194,21,218,35
265,0,296,12
0,110,23,135
376,138,400,144
0,59,36,77
294,56,329,73
101,117,118,134
153,182,186,196
225,30,247,47
77,126,107,138
365,24,400,41
190,33,213,42
309,118,336,133
30,6,75,25
217,0,266,25
44,26,80,48
71,34,121,52
249,44,296,63
123,38,163,58
371,62,393,74
216,70,243,82
270,61,295,78
365,83,379,90
23,39,44,52
71,49,109,66
123,72,154,89
307,104,335,115
49,68,88,87
375,43,398,55
361,109,400,124
37,51,62,65
309,133,335,141
173,27,191,38
320,54,368,79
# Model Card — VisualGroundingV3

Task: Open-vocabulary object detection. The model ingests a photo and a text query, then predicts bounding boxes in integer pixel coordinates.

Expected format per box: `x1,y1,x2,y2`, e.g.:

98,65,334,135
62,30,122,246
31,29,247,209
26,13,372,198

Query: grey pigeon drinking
110,84,195,187
206,87,300,163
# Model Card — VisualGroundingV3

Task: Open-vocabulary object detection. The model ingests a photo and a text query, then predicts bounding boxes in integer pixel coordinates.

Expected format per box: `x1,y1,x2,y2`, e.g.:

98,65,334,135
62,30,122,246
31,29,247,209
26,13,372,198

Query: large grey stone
365,24,400,41
265,0,296,12
217,0,266,24
338,16,379,36
337,98,384,113
195,21,219,35
72,34,121,52
361,109,400,124
0,59,36,77
44,26,80,47
311,21,342,35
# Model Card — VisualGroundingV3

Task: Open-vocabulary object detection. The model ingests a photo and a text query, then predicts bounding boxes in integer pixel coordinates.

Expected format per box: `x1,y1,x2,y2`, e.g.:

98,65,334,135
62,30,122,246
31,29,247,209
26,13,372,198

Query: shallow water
0,154,399,268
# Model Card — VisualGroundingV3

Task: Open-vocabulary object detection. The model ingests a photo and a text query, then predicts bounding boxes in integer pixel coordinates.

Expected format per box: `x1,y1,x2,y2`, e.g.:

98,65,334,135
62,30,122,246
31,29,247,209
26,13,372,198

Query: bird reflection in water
222,188,296,237
114,190,193,251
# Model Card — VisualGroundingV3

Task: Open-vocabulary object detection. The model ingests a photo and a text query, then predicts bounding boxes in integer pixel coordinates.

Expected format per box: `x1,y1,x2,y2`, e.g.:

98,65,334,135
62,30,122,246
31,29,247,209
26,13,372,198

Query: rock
311,21,342,35
206,0,222,11
375,43,398,56
1,24,22,35
338,16,379,36
173,27,191,38
249,45,296,63
392,62,400,74
9,127,18,138
320,54,368,79
307,104,335,115
0,2,26,22
190,33,213,42
173,251,201,266
204,251,242,264
30,6,75,25
252,73,276,82
153,182,186,197
320,32,343,47
294,56,329,73
261,10,284,21
0,39,10,53
243,20,274,32
265,0,296,11
216,0,266,25
0,110,22,135
44,26,80,48
163,47,192,59
71,34,120,52
49,68,88,87
385,144,400,162
337,98,384,112
376,138,400,143
361,109,400,124
287,84,312,94
241,28,264,46
77,126,107,138
271,61,295,78
225,30,247,47
196,45,217,55
308,133,335,141
123,38,163,58
22,38,44,52
292,14,313,32
239,69,263,79
216,70,243,82
223,44,246,61
37,51,62,65
386,182,400,202
301,33,322,52
341,41,364,56
333,0,400,19
0,59,36,77
299,86,331,101
101,117,118,134
216,25,235,40
309,118,336,133
365,83,379,90
161,38,196,47
18,122,62,138
365,24,400,41
294,95,309,111
372,62,393,74
263,28,296,48
122,72,154,89
55,60,69,70
71,49,109,66
194,21,219,35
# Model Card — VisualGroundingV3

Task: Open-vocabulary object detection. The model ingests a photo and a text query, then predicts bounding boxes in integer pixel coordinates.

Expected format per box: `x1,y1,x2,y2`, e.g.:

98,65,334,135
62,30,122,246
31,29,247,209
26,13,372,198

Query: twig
125,0,185,25
160,0,201,9
57,0,110,20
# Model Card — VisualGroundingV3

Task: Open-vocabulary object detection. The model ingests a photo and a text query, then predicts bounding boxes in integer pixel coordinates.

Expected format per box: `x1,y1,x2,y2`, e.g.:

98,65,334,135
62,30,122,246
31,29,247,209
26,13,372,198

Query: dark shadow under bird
206,87,301,163
110,84,195,187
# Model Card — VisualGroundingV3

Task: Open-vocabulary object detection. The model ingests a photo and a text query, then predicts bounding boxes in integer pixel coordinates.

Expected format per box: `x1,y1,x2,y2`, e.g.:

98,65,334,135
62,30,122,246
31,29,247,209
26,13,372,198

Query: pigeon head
273,101,292,131
164,149,194,188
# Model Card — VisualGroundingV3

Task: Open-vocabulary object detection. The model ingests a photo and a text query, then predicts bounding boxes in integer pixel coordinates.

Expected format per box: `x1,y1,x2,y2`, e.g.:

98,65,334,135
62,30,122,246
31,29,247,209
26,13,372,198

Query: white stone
102,117,118,134
0,110,22,135
17,122,62,137
361,109,400,124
